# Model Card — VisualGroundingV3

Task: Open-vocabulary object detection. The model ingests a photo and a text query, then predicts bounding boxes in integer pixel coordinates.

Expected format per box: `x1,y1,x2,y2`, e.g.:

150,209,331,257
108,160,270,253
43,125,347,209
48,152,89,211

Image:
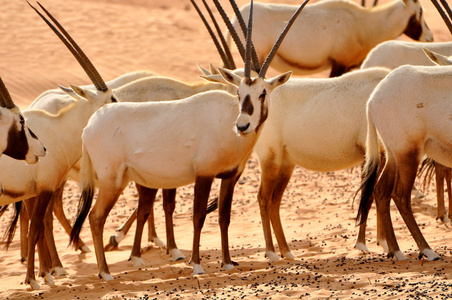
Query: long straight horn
431,0,452,35
28,1,108,92
190,0,234,69
0,77,17,110
244,0,254,79
212,0,247,65
202,0,236,69
259,0,310,78
228,0,261,73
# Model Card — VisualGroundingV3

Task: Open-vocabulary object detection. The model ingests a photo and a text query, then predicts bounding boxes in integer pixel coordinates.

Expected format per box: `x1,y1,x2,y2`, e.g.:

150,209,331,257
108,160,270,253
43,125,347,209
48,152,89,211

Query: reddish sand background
0,0,451,299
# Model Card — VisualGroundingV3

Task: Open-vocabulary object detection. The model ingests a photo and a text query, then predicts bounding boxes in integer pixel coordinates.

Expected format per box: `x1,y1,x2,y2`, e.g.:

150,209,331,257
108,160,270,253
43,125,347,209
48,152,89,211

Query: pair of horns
211,0,309,79
431,0,452,35
190,0,236,70
0,77,17,110
27,1,108,92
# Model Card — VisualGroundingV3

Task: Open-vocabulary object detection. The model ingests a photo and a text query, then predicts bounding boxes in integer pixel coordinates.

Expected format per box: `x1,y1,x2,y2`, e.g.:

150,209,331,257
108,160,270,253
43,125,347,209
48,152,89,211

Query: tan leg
129,186,157,266
20,203,30,263
162,189,185,260
53,181,89,252
435,163,447,222
104,209,137,251
89,185,123,281
393,156,439,261
190,176,213,274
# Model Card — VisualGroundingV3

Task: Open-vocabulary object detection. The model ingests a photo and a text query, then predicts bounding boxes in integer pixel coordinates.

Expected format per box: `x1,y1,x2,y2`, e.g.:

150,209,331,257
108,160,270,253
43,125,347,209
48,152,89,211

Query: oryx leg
53,181,90,253
218,175,241,270
392,155,440,261
190,176,213,274
373,157,407,260
20,204,29,263
269,163,296,260
24,191,53,290
162,188,185,261
257,153,283,262
89,183,125,281
129,186,157,267
139,184,164,247
446,167,452,221
435,163,447,222
42,195,67,276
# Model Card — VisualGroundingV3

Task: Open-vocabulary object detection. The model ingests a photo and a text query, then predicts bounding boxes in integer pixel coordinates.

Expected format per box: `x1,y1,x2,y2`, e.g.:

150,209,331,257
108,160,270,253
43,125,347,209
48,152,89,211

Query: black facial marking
3,118,28,160
111,96,118,103
404,11,423,41
241,94,254,115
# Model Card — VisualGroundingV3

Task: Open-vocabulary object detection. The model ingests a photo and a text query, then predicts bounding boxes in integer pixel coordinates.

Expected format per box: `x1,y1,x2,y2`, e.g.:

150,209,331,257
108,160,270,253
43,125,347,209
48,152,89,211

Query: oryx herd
0,0,451,291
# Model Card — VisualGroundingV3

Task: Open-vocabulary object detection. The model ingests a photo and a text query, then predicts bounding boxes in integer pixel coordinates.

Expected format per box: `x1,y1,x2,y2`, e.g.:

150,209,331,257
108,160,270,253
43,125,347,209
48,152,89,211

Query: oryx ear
218,67,243,87
58,85,78,97
423,48,452,66
266,71,292,92
199,74,227,84
69,85,96,100
197,62,212,76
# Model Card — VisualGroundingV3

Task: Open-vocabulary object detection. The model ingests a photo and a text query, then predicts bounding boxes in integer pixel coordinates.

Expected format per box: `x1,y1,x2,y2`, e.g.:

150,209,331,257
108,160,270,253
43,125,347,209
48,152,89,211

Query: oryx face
235,77,269,136
0,110,46,164
404,0,433,42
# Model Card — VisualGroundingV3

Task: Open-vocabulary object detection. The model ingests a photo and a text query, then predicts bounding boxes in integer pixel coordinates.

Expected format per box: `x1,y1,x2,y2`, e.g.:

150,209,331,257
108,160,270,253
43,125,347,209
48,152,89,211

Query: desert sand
0,0,451,299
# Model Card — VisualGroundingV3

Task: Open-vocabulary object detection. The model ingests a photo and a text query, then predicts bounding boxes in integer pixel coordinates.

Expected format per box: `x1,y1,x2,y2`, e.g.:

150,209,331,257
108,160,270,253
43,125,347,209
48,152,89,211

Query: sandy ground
0,0,451,299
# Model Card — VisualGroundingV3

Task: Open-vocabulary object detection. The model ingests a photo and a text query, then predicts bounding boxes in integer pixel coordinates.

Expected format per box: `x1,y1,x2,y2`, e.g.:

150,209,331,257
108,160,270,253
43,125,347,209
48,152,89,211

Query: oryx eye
111,96,118,103
19,114,25,126
259,90,267,101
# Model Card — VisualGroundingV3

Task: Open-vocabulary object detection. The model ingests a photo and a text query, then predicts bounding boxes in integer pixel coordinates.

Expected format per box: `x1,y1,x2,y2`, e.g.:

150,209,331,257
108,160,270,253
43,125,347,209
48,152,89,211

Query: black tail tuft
70,186,94,246
206,197,219,214
2,202,22,250
356,159,379,226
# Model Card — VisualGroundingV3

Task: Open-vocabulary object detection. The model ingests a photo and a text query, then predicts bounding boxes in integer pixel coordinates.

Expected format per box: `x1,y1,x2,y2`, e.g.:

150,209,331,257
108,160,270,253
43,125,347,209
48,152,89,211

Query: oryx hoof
283,251,295,260
52,266,68,276
151,237,165,248
28,279,40,290
43,273,55,285
265,251,280,263
169,249,186,261
192,264,205,275
79,245,91,253
420,249,441,261
354,242,370,253
223,263,235,271
393,250,409,261
100,272,114,282
377,239,389,253
130,256,144,267
104,236,119,252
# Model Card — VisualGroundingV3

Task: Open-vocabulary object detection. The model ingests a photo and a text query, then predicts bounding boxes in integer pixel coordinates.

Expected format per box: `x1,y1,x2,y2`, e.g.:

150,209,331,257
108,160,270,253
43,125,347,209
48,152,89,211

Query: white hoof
52,266,68,276
223,263,235,271
29,280,40,290
192,264,205,275
131,256,144,267
114,231,125,244
394,250,409,261
100,272,114,282
283,251,295,260
378,240,389,253
266,251,280,263
43,273,55,285
169,249,186,261
354,242,370,253
411,189,424,199
79,245,91,253
422,249,441,261
151,237,165,248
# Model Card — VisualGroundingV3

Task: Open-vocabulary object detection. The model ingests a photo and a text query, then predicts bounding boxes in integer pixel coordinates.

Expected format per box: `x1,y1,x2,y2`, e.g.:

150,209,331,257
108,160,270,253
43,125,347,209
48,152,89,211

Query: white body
362,40,452,69
0,88,116,206
253,67,390,260
229,0,432,76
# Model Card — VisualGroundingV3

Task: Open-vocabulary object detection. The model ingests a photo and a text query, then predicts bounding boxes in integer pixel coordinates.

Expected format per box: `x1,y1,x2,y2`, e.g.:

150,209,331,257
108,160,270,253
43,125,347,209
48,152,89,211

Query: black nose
237,123,250,132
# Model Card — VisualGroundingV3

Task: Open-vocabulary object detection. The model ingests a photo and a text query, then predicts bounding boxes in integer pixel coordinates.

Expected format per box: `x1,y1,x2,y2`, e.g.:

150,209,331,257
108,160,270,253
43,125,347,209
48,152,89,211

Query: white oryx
0,77,46,166
354,0,452,252
69,0,306,281
356,48,452,262
0,2,119,290
361,40,452,69
227,0,433,77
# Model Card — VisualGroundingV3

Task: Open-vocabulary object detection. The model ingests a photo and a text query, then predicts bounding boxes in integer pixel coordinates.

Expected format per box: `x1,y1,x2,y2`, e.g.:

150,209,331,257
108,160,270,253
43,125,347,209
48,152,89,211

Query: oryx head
0,77,46,164
28,2,118,106
403,0,433,42
218,0,308,136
